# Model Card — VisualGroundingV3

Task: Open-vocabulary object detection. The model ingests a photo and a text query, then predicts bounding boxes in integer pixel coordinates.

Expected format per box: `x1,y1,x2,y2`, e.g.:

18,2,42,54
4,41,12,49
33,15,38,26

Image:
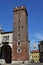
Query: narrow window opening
17,47,21,53
22,26,23,28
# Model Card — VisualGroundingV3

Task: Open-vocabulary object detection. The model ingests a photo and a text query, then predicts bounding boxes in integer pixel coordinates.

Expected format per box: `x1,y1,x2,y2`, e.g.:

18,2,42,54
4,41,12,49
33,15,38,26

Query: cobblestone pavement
1,63,43,65
29,63,43,65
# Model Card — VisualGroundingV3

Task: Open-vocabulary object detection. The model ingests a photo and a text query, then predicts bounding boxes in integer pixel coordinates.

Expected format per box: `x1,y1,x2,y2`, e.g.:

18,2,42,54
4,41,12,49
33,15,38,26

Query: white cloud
29,33,43,51
30,40,36,43
34,33,43,40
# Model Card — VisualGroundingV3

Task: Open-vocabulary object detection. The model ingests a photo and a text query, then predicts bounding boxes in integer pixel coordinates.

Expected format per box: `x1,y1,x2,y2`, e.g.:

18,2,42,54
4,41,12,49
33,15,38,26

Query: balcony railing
2,38,9,44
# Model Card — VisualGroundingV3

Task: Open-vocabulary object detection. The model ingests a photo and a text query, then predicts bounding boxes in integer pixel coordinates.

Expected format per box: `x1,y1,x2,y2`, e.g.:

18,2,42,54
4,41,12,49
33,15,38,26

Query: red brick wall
12,42,29,61
12,6,29,61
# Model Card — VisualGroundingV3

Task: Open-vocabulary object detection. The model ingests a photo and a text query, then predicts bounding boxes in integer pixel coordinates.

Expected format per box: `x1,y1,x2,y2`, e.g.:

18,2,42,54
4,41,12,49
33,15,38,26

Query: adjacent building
31,50,40,62
0,28,13,63
38,41,43,62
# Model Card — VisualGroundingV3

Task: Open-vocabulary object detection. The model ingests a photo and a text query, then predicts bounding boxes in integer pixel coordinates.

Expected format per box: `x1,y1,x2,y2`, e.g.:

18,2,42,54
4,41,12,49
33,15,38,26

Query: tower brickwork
12,6,29,62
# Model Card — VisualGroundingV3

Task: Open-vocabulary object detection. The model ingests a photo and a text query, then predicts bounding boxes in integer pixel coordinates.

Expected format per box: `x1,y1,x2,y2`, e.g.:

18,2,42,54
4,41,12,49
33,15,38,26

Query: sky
0,0,43,51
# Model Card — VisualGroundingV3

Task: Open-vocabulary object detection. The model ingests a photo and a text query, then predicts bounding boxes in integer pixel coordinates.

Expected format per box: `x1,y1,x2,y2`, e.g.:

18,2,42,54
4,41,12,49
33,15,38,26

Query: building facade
38,41,43,62
31,50,40,62
0,28,13,63
0,6,29,64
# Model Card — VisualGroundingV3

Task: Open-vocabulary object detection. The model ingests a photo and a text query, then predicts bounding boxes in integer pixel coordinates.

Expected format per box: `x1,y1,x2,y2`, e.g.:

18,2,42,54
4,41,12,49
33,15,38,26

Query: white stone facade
0,30,13,48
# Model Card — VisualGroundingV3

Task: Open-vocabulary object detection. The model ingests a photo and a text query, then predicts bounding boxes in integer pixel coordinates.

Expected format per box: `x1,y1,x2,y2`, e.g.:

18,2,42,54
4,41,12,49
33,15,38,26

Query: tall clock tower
12,6,29,63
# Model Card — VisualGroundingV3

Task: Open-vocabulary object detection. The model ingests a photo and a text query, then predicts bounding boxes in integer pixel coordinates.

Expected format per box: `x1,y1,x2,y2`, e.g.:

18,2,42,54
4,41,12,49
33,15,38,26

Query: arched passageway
1,44,12,63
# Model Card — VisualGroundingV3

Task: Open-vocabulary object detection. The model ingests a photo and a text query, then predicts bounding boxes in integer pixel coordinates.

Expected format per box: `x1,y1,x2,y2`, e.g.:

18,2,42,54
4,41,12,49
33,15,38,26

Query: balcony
2,36,9,44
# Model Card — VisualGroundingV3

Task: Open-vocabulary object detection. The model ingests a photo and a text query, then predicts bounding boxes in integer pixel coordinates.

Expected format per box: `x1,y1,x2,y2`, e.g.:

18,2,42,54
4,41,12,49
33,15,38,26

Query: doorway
1,44,12,63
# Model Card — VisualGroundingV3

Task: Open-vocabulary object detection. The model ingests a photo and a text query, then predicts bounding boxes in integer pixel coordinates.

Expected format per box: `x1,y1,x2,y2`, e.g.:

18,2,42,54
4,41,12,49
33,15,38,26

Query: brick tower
12,6,29,63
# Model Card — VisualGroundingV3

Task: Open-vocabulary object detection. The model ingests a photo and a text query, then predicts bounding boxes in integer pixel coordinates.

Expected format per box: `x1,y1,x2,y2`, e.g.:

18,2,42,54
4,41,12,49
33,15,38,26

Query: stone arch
1,44,12,63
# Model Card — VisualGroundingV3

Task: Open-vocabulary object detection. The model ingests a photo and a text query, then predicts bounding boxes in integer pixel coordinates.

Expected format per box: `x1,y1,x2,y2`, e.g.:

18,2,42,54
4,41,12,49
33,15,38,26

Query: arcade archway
1,44,12,63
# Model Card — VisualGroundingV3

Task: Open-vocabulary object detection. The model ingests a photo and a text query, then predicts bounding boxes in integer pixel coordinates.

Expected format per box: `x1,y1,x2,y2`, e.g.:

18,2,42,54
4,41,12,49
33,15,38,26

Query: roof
1,31,13,34
31,50,39,53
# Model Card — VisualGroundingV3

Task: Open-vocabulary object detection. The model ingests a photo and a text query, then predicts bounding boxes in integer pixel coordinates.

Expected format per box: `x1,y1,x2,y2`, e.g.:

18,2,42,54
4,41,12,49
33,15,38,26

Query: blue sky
0,0,43,50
